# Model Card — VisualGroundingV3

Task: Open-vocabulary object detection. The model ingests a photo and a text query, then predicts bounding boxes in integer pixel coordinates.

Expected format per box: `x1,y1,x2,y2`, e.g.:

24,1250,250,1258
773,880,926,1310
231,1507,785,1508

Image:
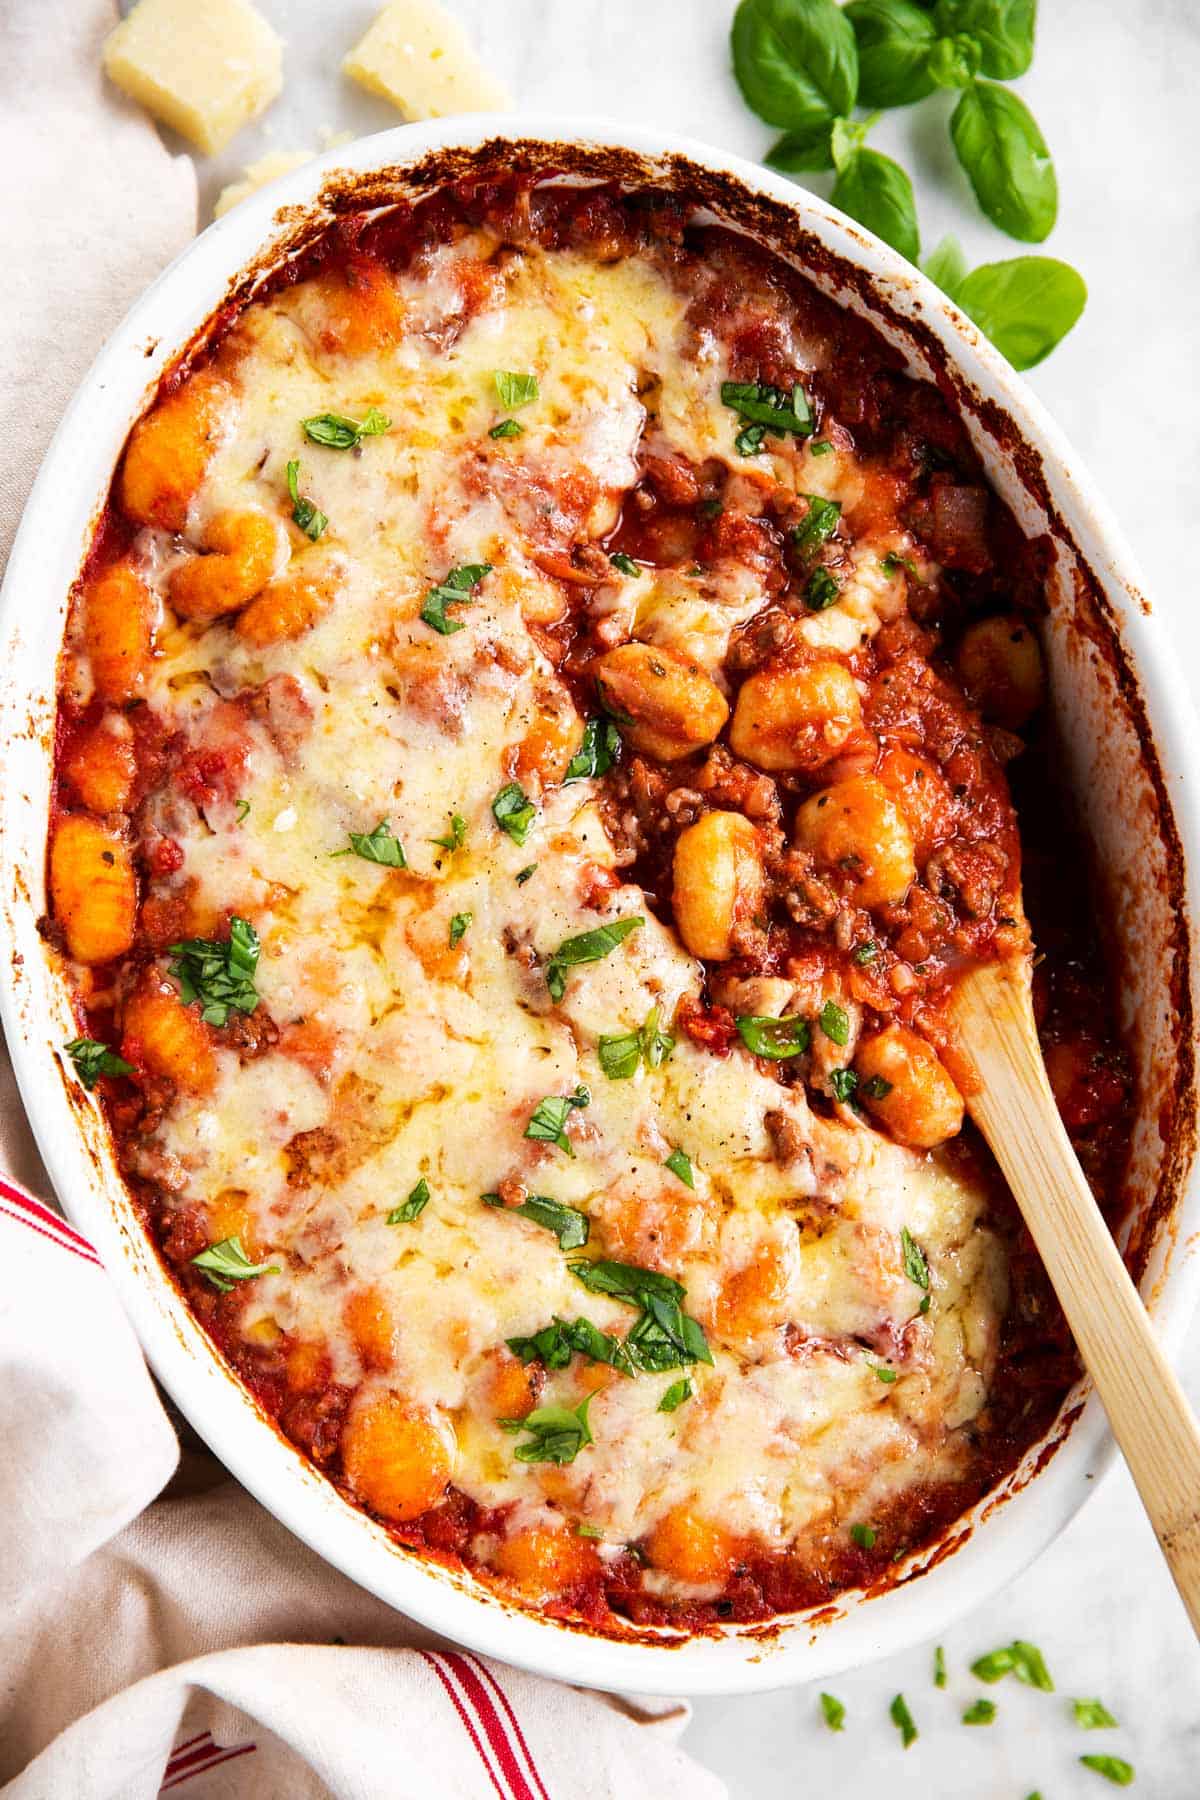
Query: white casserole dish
1,117,1197,1696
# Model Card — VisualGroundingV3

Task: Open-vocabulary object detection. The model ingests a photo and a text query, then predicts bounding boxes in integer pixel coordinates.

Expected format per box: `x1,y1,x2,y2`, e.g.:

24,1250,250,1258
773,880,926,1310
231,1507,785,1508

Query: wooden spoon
948,953,1200,1635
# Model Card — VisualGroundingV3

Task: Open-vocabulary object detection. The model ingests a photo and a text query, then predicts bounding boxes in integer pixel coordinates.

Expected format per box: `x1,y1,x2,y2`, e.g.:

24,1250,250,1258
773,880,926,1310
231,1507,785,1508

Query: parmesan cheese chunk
214,151,316,220
103,0,283,157
343,0,512,119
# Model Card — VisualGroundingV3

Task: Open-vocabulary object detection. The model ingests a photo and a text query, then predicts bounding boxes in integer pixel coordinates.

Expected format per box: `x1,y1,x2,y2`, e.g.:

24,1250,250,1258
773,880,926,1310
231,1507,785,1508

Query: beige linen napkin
0,7,727,1796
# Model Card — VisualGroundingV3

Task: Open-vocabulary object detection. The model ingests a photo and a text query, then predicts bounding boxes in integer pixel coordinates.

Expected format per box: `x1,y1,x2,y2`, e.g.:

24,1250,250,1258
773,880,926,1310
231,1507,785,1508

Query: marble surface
154,0,1200,1791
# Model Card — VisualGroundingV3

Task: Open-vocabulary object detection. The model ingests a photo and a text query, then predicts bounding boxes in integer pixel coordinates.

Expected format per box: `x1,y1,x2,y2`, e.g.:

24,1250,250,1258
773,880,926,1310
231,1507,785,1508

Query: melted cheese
95,231,1009,1597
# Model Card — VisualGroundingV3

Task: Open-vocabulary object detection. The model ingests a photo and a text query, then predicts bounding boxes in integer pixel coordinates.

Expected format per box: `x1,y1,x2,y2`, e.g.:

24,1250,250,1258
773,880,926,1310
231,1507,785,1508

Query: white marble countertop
165,0,1200,1790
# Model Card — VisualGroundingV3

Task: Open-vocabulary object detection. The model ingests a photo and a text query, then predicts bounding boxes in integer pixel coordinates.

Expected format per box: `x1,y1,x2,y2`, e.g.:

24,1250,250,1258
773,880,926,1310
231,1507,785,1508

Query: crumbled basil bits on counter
664,1148,695,1189
819,999,850,1046
564,716,621,783
545,917,644,1002
167,915,260,1027
64,1038,134,1090
829,1068,858,1103
806,566,840,611
483,1191,590,1251
970,1640,1054,1690
934,1645,947,1688
448,912,472,947
388,1179,430,1225
735,1013,811,1059
1074,1699,1119,1730
890,1693,918,1748
609,551,641,577
819,1692,846,1732
503,1396,593,1466
420,561,492,635
301,407,389,449
285,459,328,540
492,781,537,846
489,418,525,439
493,370,539,409
332,819,407,868
524,1085,590,1156
850,1522,876,1549
962,1699,996,1725
792,494,841,559
658,1377,693,1413
191,1235,279,1293
1079,1757,1135,1787
721,378,814,440
431,812,467,852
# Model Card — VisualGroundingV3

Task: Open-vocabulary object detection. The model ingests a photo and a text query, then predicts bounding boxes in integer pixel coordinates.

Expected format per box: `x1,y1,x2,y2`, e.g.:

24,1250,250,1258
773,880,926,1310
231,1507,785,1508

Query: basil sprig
732,0,858,133
950,80,1056,242
167,916,260,1027
64,1037,134,1090
191,1235,279,1292
830,116,920,263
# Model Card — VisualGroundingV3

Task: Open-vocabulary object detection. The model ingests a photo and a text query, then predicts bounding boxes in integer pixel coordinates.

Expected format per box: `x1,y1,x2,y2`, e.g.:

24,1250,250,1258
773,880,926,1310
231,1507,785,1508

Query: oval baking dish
2,118,1198,1696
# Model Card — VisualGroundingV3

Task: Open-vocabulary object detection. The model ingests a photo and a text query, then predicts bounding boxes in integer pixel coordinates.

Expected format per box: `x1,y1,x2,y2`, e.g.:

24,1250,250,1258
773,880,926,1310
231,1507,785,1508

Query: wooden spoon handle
953,958,1200,1636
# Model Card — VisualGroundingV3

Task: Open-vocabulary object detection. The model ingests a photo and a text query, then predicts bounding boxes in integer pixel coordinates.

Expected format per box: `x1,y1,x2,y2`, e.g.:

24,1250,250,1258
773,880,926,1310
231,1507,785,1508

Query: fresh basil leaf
851,1522,877,1548
492,782,537,846
431,812,466,853
731,0,858,132
831,144,921,262
664,1147,695,1189
736,1013,811,1059
934,0,1036,78
845,0,938,105
625,1291,714,1371
494,371,539,409
765,120,835,173
507,1314,625,1371
420,561,492,636
523,1085,590,1157
830,1067,858,1102
721,378,814,439
934,1645,947,1686
564,717,621,783
167,916,260,1027
1074,1699,1118,1730
388,1179,430,1224
285,460,328,541
598,1005,674,1080
921,232,970,297
890,1692,918,1748
333,819,407,868
301,407,389,450
191,1234,279,1292
950,80,1057,243
819,1692,846,1731
570,1258,686,1304
900,1225,930,1290
791,494,841,561
658,1377,693,1413
927,30,981,86
955,256,1086,369
819,999,850,1046
489,418,525,439
806,566,841,610
448,912,472,947
962,1699,996,1725
64,1037,134,1090
609,551,641,577
506,1395,594,1465
1079,1757,1134,1788
545,917,643,1002
484,1190,590,1251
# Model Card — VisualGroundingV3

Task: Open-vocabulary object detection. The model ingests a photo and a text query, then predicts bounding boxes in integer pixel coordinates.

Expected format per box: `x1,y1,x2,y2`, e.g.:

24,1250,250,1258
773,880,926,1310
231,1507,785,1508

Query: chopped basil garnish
658,1376,693,1413
970,1641,1054,1690
489,418,525,439
819,999,850,1046
1075,1699,1119,1730
664,1147,694,1189
792,494,841,560
735,1013,811,1060
576,1522,604,1538
963,1699,996,1726
502,1395,593,1465
869,1361,898,1383
810,439,833,456
806,566,840,610
64,1037,134,1090
860,1073,894,1101
569,1257,712,1371
484,1190,590,1251
545,916,643,1002
524,1085,590,1157
830,1068,858,1103
191,1234,279,1292
515,863,537,884
609,551,641,577
881,551,920,578
850,1522,877,1549
494,371,539,409
449,912,472,947
301,407,389,450
285,459,327,541
420,562,492,636
721,378,814,442
1079,1757,1134,1787
332,819,407,868
598,1005,675,1081
934,1645,947,1688
564,716,621,783
901,1226,930,1293
235,799,251,823
890,1693,917,1749
431,812,467,852
492,781,537,846
819,1692,846,1732
735,422,767,456
507,1314,624,1372
388,1179,430,1224
852,940,879,965
167,916,260,1027
571,1258,682,1303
